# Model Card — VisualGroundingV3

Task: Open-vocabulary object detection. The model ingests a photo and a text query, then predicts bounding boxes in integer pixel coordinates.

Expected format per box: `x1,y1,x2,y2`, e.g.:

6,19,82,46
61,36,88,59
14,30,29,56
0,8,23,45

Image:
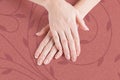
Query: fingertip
55,53,60,59
34,53,38,59
66,54,70,60
44,59,49,65
55,51,62,59
85,27,89,31
36,31,44,36
82,22,90,31
77,51,80,56
37,61,42,66
36,32,40,36
72,56,77,62
55,55,59,59
35,55,38,59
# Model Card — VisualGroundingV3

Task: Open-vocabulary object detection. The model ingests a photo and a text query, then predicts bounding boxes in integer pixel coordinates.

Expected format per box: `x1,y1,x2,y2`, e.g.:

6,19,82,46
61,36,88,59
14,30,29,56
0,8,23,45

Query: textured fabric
0,0,120,80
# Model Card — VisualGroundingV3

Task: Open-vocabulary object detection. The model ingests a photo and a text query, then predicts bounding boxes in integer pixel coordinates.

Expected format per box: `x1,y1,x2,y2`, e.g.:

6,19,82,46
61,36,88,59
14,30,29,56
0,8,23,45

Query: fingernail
36,32,42,36
44,60,49,65
55,56,59,59
34,53,38,59
72,57,76,62
66,55,70,60
36,33,39,36
85,27,89,31
37,61,42,65
35,55,38,58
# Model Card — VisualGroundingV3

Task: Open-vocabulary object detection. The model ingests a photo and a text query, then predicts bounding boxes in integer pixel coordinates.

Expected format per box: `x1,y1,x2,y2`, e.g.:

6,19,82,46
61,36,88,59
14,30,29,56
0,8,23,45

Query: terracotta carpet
0,0,120,80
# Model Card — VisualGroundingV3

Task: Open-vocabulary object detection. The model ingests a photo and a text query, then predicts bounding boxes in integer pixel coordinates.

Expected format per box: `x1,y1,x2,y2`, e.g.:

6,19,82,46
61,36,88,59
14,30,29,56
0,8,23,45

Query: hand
35,1,89,64
32,0,100,65
35,25,60,65
47,0,89,62
35,21,88,65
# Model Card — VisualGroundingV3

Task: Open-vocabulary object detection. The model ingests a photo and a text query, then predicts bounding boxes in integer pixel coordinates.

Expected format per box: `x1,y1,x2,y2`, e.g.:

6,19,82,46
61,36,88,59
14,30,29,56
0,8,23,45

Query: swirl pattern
0,0,120,80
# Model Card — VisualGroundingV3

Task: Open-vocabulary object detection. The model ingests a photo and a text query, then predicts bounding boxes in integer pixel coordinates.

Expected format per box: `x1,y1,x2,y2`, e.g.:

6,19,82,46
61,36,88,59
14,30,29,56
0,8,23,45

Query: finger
55,50,63,59
59,31,70,60
44,45,57,65
37,38,54,65
51,30,62,52
36,25,49,36
71,21,81,57
65,28,77,62
76,13,89,31
35,31,51,59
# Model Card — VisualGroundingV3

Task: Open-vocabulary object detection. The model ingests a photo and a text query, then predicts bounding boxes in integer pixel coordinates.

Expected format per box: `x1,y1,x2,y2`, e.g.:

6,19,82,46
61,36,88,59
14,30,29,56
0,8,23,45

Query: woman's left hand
35,25,60,65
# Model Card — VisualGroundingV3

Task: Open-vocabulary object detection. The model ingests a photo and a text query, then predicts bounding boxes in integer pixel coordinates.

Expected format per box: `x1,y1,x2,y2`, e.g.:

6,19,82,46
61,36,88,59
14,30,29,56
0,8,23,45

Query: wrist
74,0,88,18
44,0,66,12
74,0,101,18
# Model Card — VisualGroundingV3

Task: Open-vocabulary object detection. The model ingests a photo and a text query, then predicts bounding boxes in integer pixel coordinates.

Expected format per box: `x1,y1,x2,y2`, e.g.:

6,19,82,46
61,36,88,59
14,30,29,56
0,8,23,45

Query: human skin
29,0,101,65
30,0,89,64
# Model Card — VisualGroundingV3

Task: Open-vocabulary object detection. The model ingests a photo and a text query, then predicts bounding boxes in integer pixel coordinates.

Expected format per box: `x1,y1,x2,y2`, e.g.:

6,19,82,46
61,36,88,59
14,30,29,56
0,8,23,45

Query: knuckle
54,35,58,40
71,49,76,53
69,39,74,43
70,42,75,48
64,48,69,54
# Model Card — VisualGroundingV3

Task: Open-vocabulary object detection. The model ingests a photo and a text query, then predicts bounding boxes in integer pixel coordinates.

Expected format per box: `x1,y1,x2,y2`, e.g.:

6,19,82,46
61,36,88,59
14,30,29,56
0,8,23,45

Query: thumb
36,24,49,36
76,13,89,31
